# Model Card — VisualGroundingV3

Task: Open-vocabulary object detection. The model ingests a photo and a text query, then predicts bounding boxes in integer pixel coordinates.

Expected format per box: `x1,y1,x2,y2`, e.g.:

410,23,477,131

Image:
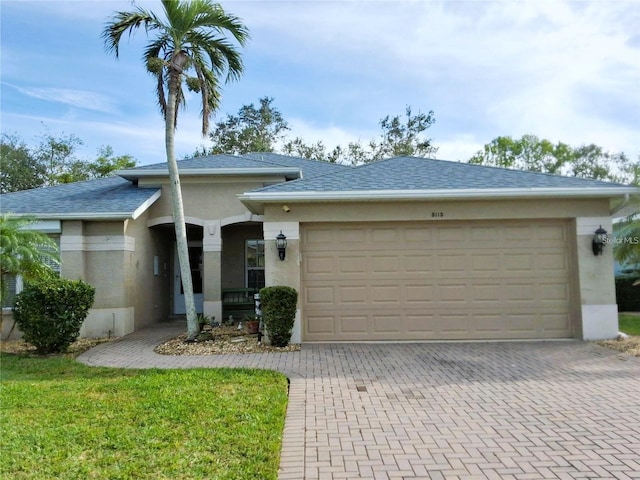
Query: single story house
2,153,638,342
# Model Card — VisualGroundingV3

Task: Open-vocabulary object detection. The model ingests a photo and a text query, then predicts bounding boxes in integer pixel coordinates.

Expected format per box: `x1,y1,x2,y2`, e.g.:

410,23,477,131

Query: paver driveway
79,324,640,479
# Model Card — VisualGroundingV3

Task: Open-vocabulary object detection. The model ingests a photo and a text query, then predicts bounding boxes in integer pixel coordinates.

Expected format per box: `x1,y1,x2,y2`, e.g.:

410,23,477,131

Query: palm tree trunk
166,71,199,341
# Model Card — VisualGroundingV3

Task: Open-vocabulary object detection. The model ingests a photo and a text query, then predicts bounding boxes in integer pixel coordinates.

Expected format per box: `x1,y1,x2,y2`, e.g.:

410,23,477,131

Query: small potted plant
244,313,260,334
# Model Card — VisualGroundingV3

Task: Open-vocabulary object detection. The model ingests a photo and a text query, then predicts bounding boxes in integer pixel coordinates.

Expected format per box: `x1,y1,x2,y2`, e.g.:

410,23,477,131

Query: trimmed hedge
615,276,640,312
13,277,95,354
259,286,298,347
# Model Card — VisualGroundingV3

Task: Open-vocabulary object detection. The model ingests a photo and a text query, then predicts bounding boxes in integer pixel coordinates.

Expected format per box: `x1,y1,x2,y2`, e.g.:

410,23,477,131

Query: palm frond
102,8,159,58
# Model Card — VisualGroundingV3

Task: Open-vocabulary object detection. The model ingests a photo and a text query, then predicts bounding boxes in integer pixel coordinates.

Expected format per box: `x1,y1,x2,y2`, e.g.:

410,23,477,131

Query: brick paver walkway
78,323,640,479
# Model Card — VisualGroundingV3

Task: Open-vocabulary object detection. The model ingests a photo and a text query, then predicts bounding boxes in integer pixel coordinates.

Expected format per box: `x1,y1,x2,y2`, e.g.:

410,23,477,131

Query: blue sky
2,0,639,166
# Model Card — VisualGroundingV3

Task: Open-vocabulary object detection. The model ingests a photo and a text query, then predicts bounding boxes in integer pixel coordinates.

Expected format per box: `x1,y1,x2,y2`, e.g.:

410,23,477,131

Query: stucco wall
125,212,173,330
146,177,278,221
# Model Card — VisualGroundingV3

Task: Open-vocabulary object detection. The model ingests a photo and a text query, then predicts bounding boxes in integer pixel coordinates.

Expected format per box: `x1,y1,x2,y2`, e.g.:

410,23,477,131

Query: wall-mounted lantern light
276,231,287,261
592,225,608,256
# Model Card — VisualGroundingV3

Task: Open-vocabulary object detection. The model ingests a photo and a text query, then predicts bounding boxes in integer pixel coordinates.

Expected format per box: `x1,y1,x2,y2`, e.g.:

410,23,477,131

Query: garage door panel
305,286,334,305
406,315,438,333
440,314,472,335
542,314,571,336
536,253,568,271
372,256,402,273
338,256,368,274
337,228,367,244
405,255,434,272
539,282,569,301
471,254,502,271
405,285,435,304
503,253,534,272
372,285,402,304
305,255,335,275
537,225,567,241
471,284,502,304
437,254,468,273
373,315,401,333
339,286,368,304
306,315,335,334
339,315,369,334
302,221,572,341
436,226,468,244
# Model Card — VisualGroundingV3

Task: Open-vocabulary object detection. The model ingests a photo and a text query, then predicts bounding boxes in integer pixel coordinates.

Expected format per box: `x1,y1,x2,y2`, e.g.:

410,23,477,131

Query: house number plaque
431,212,444,218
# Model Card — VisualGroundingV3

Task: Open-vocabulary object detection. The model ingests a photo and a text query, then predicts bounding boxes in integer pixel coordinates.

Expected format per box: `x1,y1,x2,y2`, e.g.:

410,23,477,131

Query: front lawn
619,313,640,336
0,354,288,480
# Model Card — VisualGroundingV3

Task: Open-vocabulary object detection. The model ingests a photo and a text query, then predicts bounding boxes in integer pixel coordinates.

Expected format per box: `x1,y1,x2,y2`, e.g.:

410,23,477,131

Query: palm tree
613,199,640,281
1,214,59,337
103,0,248,340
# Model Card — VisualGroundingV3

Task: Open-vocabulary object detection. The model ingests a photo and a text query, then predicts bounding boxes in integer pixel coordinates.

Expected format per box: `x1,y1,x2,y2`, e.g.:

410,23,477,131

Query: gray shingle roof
242,152,349,178
0,176,160,219
251,156,635,193
125,152,349,179
133,154,269,170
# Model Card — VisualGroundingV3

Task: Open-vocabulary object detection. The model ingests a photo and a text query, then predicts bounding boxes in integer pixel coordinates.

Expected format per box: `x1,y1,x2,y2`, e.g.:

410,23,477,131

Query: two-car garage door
301,220,572,341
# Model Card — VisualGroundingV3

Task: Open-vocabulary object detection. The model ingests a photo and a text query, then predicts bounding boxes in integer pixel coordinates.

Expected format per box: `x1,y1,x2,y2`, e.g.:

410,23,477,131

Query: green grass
0,354,288,480
619,313,640,336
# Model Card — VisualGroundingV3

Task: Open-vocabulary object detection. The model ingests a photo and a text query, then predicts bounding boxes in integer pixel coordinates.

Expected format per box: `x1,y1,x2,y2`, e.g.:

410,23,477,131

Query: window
1,236,60,308
246,239,265,291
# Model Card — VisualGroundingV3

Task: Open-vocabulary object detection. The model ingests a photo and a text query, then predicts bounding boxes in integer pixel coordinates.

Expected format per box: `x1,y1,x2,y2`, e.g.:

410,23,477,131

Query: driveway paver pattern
78,324,640,479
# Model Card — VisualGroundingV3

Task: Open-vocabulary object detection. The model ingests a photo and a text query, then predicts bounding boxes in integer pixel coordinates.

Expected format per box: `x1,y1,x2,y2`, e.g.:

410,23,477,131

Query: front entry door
173,242,204,315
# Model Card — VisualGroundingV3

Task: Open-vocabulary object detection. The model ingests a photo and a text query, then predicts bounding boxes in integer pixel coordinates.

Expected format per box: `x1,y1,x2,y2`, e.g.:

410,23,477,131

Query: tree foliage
0,133,47,193
208,97,289,154
0,132,136,193
196,97,437,165
284,107,437,164
0,214,60,305
468,134,639,185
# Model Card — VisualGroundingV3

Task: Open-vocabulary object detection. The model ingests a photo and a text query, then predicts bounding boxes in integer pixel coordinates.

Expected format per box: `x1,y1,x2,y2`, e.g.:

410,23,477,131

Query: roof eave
10,212,138,221
240,186,640,203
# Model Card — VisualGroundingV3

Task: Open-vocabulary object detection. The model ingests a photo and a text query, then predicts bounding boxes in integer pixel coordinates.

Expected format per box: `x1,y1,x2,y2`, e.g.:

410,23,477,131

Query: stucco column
203,220,222,322
264,222,301,343
575,217,618,340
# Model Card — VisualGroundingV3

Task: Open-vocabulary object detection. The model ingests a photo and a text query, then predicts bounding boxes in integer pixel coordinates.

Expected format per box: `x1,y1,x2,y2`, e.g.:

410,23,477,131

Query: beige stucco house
2,153,638,342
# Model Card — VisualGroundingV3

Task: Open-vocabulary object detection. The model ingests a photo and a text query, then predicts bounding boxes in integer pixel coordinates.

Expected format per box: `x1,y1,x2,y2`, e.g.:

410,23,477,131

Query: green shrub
615,276,640,312
259,286,298,347
13,277,95,354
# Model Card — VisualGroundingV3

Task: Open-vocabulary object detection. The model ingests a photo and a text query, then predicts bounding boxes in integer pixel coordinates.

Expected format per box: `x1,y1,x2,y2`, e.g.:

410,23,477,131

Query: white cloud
4,83,119,114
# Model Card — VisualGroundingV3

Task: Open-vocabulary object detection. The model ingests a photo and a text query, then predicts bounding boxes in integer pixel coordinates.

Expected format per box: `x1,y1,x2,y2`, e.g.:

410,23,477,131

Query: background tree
207,96,289,154
1,132,136,193
0,133,47,193
103,0,248,341
34,133,87,185
282,137,343,163
89,146,136,177
285,106,437,165
197,97,437,165
469,134,639,184
367,106,437,161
